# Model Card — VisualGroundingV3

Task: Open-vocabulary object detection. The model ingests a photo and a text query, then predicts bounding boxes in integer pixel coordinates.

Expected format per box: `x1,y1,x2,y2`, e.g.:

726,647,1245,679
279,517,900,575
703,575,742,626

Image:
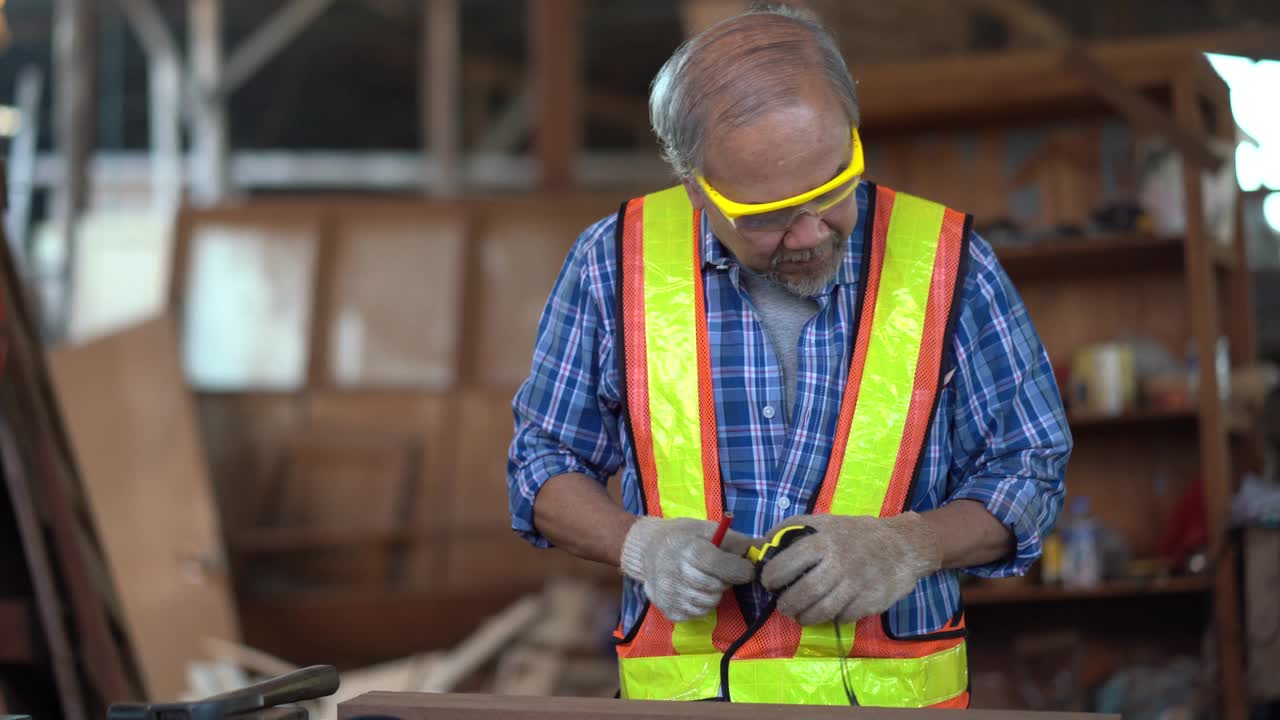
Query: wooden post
423,0,462,196
5,65,43,262
190,0,230,204
52,0,94,339
1174,64,1246,720
117,0,184,213
529,0,580,190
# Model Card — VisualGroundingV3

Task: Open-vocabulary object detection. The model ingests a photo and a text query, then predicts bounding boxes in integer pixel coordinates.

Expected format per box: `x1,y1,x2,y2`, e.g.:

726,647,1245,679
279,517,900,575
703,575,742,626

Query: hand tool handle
206,665,340,714
710,512,734,547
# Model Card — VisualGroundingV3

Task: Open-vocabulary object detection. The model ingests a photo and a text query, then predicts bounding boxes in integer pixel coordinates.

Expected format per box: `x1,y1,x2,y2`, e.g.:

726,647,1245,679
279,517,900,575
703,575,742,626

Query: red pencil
711,512,734,547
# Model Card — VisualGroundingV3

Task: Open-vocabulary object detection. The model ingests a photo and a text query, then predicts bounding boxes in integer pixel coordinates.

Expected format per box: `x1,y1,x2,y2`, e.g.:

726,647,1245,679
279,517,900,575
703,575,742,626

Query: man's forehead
701,105,851,204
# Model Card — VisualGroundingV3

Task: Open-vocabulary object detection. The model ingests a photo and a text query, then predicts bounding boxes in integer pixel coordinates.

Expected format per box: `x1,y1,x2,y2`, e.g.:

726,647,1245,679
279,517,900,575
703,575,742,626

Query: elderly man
507,4,1070,708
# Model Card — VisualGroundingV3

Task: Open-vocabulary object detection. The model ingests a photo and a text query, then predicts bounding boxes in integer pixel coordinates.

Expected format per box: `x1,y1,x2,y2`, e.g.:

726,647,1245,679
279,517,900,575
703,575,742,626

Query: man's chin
770,257,842,297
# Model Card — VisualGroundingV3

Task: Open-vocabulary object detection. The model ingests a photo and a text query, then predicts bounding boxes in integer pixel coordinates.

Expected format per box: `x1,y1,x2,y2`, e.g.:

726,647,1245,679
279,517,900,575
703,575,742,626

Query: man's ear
681,177,707,212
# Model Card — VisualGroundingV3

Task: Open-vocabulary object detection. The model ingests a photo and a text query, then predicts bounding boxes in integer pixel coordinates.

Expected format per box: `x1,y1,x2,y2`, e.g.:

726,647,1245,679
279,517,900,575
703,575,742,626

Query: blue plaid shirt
507,182,1071,638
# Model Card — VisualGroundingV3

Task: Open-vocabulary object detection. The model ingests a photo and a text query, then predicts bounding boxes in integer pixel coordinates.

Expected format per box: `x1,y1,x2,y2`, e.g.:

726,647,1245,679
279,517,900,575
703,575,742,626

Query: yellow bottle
1042,534,1063,585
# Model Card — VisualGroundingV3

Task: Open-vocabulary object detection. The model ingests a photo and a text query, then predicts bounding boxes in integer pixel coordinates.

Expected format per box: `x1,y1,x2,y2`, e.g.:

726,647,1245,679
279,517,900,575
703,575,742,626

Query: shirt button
778,497,792,510
762,405,776,419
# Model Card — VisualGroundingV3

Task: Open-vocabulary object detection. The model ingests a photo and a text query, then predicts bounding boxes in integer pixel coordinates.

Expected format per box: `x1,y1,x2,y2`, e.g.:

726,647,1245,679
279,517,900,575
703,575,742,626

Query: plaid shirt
507,182,1071,637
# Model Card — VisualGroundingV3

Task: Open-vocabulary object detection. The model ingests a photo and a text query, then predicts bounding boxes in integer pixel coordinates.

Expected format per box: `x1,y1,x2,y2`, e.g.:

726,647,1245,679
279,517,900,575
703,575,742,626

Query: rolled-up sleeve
507,217,623,548
946,234,1071,578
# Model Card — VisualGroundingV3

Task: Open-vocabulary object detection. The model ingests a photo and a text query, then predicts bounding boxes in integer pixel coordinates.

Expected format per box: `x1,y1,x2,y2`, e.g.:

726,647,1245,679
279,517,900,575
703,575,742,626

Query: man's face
684,95,860,296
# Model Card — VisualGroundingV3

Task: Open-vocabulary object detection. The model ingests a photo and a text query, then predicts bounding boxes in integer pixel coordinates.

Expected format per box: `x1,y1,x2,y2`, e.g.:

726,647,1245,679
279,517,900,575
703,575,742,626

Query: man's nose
783,212,825,251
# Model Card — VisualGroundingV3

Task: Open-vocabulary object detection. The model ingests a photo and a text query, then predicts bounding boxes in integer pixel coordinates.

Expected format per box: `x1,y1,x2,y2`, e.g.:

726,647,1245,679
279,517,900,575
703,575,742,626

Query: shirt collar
699,181,868,292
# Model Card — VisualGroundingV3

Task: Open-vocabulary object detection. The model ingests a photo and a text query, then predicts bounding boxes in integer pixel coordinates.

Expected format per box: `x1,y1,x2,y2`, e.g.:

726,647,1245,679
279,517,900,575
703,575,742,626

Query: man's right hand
620,517,756,622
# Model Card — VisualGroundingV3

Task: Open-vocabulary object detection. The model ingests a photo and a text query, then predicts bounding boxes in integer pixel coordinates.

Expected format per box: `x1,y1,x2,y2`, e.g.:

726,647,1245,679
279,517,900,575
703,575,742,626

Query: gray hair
649,4,860,178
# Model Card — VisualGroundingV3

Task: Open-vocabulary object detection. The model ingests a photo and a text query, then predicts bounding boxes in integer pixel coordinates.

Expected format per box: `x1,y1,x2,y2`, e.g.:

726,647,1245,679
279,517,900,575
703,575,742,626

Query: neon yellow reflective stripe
621,641,968,707
672,612,718,656
829,193,945,517
620,653,723,701
797,620,855,659
641,186,705,521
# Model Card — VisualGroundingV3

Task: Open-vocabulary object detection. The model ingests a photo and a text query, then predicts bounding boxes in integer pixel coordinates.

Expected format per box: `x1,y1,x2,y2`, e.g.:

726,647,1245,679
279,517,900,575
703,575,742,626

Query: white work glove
620,517,756,622
761,512,941,626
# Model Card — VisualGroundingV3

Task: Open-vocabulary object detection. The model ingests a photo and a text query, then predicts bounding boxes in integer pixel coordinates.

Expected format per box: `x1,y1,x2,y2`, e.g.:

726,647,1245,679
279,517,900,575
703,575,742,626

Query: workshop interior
0,0,1279,718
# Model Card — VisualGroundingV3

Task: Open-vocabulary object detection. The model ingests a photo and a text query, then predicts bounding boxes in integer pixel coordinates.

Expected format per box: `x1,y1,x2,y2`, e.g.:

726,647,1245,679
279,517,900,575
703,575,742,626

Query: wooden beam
0,424,85,720
189,0,231,204
967,0,1071,46
0,599,36,664
423,0,462,196
52,0,94,338
215,0,335,99
115,0,180,61
5,65,42,261
116,0,184,212
529,0,580,190
1063,46,1224,172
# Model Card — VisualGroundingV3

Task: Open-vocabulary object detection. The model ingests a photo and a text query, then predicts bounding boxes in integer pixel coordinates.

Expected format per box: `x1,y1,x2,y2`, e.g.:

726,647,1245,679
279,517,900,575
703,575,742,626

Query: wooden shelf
995,233,1234,281
1066,405,1252,434
963,575,1212,606
1068,406,1196,429
855,29,1280,133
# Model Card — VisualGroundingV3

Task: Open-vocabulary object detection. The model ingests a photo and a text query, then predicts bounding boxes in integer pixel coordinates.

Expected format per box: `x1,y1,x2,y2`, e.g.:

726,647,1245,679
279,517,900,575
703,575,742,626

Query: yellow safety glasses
696,127,864,234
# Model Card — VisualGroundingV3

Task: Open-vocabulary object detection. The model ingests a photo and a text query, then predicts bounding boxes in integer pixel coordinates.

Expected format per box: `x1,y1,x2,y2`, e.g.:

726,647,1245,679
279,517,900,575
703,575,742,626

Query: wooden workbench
338,692,1115,719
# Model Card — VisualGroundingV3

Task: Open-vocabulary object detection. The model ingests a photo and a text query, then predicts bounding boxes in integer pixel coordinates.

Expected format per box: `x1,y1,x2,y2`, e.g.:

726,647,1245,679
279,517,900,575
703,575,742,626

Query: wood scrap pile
0,167,145,718
181,577,620,719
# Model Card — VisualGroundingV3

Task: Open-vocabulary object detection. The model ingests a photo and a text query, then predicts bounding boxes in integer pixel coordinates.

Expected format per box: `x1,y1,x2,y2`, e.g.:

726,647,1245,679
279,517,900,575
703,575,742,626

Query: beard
765,231,847,297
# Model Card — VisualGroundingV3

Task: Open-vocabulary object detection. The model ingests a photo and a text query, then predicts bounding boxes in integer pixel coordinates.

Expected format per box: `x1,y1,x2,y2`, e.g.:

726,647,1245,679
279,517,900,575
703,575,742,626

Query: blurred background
0,1,1279,718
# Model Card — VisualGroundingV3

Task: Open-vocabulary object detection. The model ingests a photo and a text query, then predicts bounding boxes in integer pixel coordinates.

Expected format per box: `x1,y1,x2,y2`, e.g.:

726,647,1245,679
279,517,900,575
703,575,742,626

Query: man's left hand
760,512,942,626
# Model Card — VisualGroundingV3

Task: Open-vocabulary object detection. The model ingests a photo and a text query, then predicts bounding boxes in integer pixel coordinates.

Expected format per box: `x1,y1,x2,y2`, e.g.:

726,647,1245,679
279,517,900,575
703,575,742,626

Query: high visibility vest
612,183,973,707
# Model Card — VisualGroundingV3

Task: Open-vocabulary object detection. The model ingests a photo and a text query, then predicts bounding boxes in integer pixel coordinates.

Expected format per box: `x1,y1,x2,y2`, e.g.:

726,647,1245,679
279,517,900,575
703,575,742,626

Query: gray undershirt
739,268,820,422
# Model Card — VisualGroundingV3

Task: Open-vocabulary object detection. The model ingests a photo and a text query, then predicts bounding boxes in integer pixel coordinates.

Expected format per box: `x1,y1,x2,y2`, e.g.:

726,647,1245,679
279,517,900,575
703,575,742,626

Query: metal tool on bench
106,664,340,720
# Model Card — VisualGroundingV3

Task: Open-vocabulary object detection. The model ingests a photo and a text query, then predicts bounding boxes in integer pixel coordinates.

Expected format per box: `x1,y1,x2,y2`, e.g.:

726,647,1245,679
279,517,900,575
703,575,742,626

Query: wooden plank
239,585,542,669
0,598,37,663
48,314,240,700
449,389,519,531
196,392,307,530
471,197,611,386
326,208,467,388
0,201,138,710
1016,271,1189,366
263,428,418,587
305,391,452,586
0,423,85,720
529,0,580,189
418,594,543,692
341,691,1115,719
445,535,563,591
179,217,321,390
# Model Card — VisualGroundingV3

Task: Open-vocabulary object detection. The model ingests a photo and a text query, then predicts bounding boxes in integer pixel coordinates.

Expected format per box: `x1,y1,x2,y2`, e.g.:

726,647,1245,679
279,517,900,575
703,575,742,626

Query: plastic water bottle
1060,496,1102,589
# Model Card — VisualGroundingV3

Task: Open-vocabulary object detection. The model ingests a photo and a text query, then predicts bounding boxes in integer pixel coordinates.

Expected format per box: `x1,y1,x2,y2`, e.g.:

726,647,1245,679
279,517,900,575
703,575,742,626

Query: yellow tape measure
746,524,817,565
